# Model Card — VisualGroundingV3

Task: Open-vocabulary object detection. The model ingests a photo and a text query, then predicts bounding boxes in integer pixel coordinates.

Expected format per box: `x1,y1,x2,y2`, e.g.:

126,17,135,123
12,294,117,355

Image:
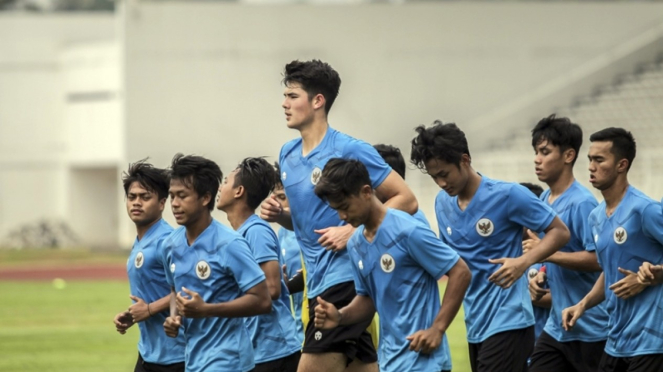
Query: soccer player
373,143,429,227
216,157,302,371
114,160,185,372
313,158,472,372
260,60,418,372
273,161,305,345
519,182,551,344
524,115,609,372
162,154,272,372
562,128,663,372
410,121,570,372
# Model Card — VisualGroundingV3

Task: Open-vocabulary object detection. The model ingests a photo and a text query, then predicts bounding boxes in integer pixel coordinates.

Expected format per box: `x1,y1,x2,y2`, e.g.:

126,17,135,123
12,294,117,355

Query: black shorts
251,351,301,372
599,353,663,372
134,353,185,372
303,281,377,364
468,326,534,372
529,331,606,372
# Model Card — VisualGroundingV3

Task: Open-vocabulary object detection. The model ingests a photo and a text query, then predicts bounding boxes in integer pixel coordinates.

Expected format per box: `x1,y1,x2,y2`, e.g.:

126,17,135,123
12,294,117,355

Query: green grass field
0,250,470,371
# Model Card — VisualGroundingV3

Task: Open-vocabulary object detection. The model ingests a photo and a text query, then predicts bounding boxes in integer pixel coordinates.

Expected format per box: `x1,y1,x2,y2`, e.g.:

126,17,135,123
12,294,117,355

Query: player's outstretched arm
375,170,418,215
637,262,663,285
609,267,646,300
314,295,375,330
260,194,294,230
523,229,601,272
178,281,272,319
127,293,171,323
562,273,605,331
407,258,471,354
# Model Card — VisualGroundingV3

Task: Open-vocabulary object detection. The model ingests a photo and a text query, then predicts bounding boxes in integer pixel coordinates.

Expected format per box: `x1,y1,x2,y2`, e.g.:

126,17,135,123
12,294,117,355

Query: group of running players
113,59,663,372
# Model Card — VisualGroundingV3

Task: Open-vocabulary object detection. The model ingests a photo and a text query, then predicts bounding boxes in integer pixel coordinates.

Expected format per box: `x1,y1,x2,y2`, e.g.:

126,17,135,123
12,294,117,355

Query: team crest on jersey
380,254,395,273
282,171,287,181
311,167,322,185
314,331,322,341
196,261,211,280
446,226,452,236
476,218,494,237
613,227,627,245
134,252,144,269
170,263,176,273
358,260,364,270
528,268,538,280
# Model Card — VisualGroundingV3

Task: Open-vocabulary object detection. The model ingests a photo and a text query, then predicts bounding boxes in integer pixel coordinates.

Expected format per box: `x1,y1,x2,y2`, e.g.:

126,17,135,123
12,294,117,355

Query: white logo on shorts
613,227,627,245
170,263,176,273
358,260,364,270
528,268,538,280
195,261,211,280
135,252,144,269
311,167,322,185
314,331,322,341
476,218,494,237
447,226,452,236
380,254,395,273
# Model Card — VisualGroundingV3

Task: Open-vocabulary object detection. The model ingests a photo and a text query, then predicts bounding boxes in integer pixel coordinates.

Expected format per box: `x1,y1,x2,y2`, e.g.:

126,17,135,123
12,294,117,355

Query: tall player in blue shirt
524,115,609,372
562,128,663,372
260,60,418,372
312,158,472,372
162,154,272,372
410,121,570,372
114,160,185,372
216,157,302,372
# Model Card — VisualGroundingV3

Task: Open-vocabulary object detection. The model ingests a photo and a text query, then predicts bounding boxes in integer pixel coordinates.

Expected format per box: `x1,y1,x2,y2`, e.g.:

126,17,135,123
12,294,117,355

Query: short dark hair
531,114,583,165
411,121,470,170
169,154,223,211
283,60,341,115
314,159,372,204
122,159,169,200
589,127,636,170
233,157,278,210
519,182,544,198
374,144,405,180
273,161,283,188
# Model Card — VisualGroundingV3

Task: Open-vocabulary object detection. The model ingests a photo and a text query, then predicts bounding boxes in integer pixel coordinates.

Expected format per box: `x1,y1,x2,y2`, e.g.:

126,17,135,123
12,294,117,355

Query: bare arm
375,170,418,215
260,260,282,300
260,195,294,230
177,281,272,319
314,295,376,330
546,250,602,272
533,293,551,309
562,273,605,331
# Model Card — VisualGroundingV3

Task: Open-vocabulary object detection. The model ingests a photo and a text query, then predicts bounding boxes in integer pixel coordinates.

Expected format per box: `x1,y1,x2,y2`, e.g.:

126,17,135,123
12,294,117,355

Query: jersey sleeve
407,225,460,280
573,200,598,252
224,238,267,293
347,240,370,296
244,225,279,264
161,237,175,288
642,203,663,248
343,139,392,189
507,184,557,232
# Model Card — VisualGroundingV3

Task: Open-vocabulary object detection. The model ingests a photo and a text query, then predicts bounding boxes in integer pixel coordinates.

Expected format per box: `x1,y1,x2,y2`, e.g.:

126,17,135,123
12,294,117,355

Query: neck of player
185,212,213,245
363,198,387,242
135,217,161,241
602,176,629,215
458,168,482,207
223,203,254,231
546,168,575,203
299,115,328,156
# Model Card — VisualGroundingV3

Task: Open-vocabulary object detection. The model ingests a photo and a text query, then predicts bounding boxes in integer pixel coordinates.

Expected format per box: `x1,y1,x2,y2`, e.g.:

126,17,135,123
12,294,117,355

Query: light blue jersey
348,209,459,372
279,126,391,297
127,219,185,365
590,186,663,357
278,227,305,345
435,177,556,343
238,215,301,363
412,209,430,228
540,181,609,343
163,220,265,372
526,263,549,342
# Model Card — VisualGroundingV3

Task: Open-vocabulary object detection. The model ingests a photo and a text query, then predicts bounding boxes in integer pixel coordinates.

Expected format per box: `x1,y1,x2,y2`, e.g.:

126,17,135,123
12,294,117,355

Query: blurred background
1,1,663,371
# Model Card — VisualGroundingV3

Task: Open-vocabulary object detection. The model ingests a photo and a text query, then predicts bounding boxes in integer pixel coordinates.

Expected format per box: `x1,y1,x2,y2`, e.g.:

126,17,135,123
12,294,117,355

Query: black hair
589,127,636,170
531,114,583,165
374,144,405,180
411,120,470,170
314,158,372,204
273,161,283,188
233,157,278,210
169,154,223,211
122,159,169,200
519,182,544,198
283,60,341,115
